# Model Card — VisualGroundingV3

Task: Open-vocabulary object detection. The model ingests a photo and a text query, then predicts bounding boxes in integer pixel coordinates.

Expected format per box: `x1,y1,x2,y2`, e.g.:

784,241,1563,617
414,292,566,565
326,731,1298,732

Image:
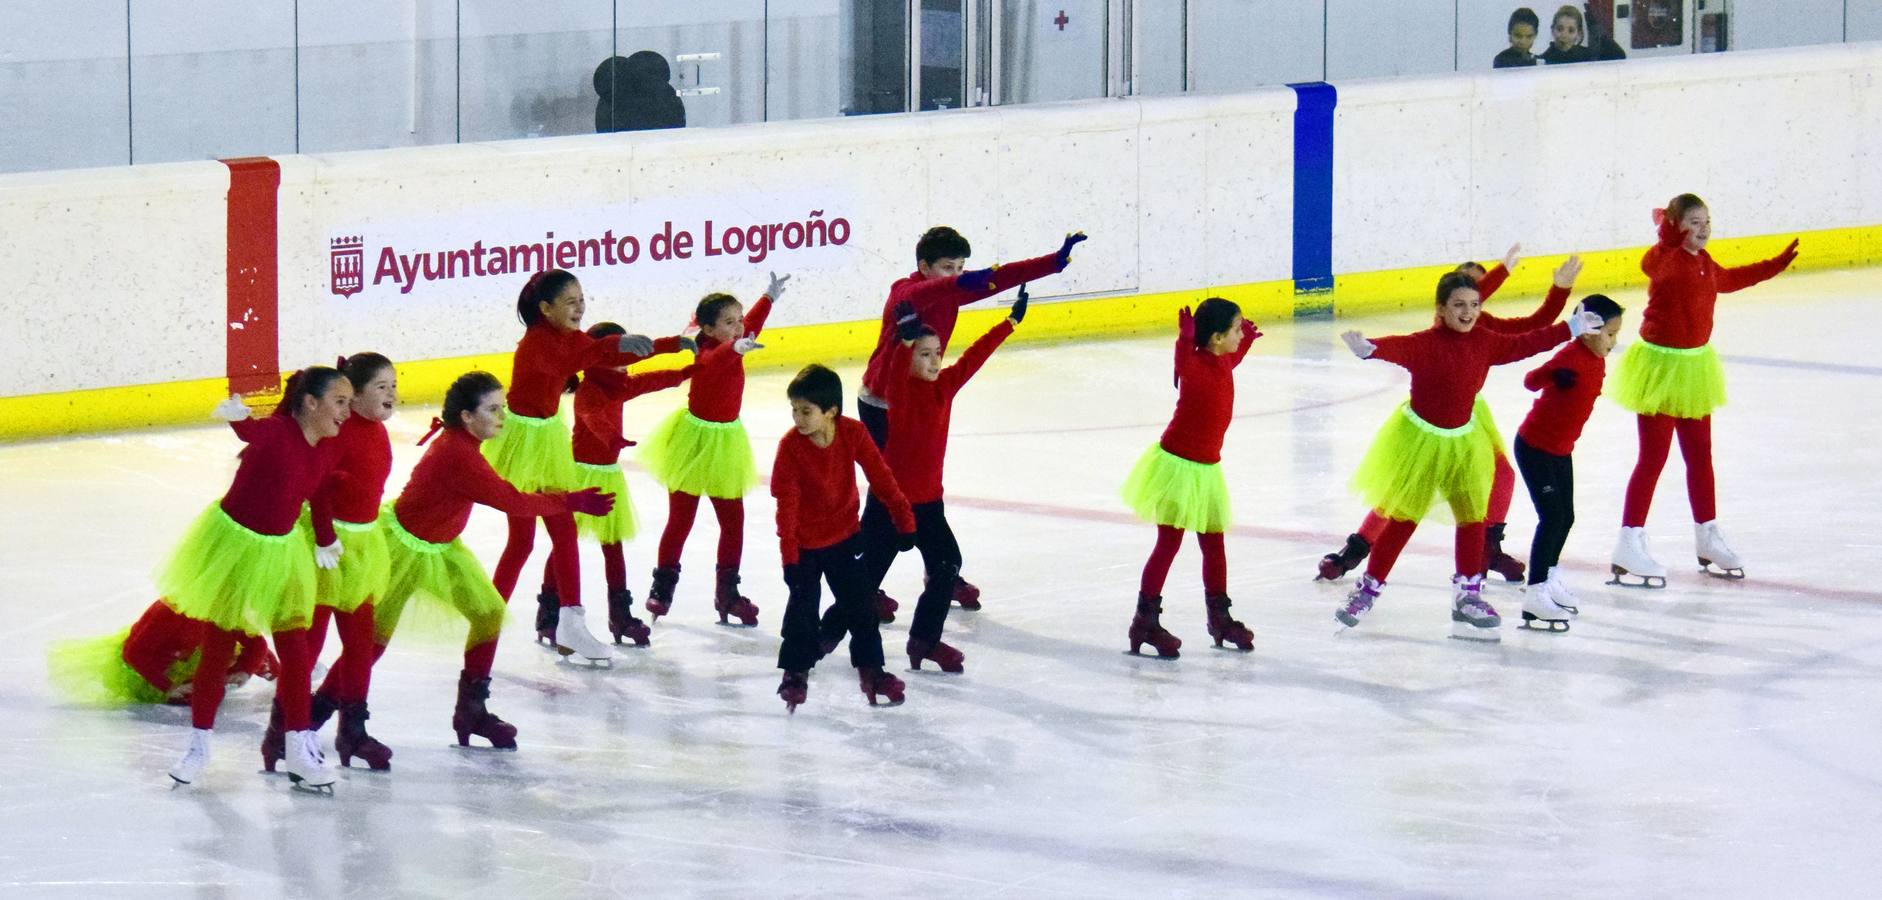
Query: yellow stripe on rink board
3,225,1875,442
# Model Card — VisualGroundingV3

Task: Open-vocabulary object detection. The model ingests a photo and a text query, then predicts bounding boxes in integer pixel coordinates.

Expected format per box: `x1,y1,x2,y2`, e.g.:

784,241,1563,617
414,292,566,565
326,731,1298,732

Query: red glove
1175,307,1195,387
1772,238,1800,270
1654,207,1683,246
1242,319,1263,344
564,488,615,517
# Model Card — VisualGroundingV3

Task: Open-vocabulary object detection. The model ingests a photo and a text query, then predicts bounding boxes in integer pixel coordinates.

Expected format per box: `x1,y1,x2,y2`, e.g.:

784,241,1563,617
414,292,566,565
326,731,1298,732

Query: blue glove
957,267,995,292
1055,231,1088,269
1551,368,1579,391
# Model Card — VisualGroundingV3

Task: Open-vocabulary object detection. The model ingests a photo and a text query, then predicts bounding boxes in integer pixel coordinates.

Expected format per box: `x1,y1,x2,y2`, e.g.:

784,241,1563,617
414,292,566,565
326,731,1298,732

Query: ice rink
3,268,1879,898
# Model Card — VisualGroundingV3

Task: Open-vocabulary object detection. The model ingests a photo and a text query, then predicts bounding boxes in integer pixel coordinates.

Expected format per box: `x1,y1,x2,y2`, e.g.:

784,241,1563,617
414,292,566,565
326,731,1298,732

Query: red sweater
219,414,337,542
877,319,1013,504
770,417,915,564
506,322,647,418
861,253,1062,403
313,415,392,526
1517,340,1607,456
572,363,694,465
393,428,569,544
1160,319,1260,464
1639,219,1791,348
687,295,772,423
1369,322,1570,429
1480,283,1570,334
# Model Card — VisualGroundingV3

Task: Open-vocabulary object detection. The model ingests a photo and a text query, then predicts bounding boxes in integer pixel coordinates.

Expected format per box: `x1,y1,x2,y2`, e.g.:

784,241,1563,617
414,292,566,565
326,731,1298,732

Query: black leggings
858,401,889,449
820,496,961,645
1513,435,1575,586
778,533,883,672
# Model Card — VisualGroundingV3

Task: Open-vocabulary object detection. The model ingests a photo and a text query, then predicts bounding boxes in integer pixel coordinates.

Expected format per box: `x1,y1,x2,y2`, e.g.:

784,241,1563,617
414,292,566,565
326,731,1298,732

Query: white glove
1500,243,1523,271
733,337,764,355
766,271,791,301
315,541,344,570
1566,308,1605,338
211,394,250,422
617,333,655,357
1340,330,1376,359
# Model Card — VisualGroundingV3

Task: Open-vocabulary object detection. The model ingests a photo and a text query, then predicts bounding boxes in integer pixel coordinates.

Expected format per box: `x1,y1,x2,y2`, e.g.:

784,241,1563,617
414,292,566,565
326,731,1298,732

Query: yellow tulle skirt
1350,404,1498,525
159,503,317,636
375,506,508,646
638,409,760,499
1120,444,1232,534
481,406,580,492
573,461,638,543
304,514,391,614
1610,340,1726,419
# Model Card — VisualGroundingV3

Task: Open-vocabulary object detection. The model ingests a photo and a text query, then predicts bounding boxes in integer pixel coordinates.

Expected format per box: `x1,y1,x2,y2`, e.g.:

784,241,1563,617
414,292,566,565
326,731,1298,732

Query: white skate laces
1520,580,1572,633
555,605,615,664
1545,567,1580,615
285,730,336,790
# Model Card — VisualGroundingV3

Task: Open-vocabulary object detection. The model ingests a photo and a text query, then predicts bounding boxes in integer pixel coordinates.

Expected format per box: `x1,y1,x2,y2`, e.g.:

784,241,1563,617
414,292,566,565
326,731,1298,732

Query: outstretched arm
1492,255,1581,332
1717,239,1799,293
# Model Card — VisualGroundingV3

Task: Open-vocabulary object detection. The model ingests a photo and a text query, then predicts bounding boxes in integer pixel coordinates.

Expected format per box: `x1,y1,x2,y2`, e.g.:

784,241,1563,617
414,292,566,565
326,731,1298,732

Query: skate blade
714,620,760,629
1210,642,1255,653
1518,612,1570,633
1699,562,1746,580
1606,568,1666,589
450,743,519,753
1123,648,1181,661
286,775,336,794
557,655,613,667
1449,622,1502,642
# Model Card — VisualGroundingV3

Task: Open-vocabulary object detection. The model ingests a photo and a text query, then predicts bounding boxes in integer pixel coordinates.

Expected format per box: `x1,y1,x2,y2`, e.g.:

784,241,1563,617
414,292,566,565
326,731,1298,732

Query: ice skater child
160,367,352,790
47,600,276,707
1119,298,1262,658
772,365,917,713
817,286,1032,673
292,352,399,771
569,321,695,647
1513,294,1625,631
640,272,789,627
484,269,659,664
857,226,1085,612
1334,271,1604,641
1609,194,1799,585
1317,250,1581,585
376,372,614,750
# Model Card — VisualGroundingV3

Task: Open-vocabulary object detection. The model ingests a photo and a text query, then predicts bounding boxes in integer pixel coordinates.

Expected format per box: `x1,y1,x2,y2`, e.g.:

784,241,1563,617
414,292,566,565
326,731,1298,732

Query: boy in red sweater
772,365,917,713
858,226,1084,611
1514,294,1625,631
818,287,1031,673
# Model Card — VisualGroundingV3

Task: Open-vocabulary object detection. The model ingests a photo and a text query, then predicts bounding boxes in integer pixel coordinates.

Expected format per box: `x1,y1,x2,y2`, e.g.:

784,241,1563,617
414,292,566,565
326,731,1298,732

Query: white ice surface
2,269,1879,899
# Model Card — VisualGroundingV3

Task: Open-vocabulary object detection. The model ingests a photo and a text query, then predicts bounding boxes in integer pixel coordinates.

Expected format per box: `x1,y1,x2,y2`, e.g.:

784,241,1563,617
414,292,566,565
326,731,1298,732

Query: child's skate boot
1484,523,1527,584
534,588,560,646
1450,573,1501,642
1694,520,1745,579
906,637,966,673
1519,580,1571,633
1204,593,1254,651
452,672,518,750
1127,593,1182,659
607,587,651,647
1609,526,1668,588
644,565,680,621
858,667,906,707
1317,533,1371,582
1336,574,1382,629
778,671,809,713
714,566,760,627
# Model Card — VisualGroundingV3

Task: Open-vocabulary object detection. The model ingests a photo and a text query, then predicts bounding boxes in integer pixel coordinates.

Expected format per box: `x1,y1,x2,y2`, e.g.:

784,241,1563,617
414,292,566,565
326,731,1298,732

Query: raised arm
1717,239,1799,293
938,318,1015,395
1226,318,1263,369
1641,207,1687,280
1491,255,1580,332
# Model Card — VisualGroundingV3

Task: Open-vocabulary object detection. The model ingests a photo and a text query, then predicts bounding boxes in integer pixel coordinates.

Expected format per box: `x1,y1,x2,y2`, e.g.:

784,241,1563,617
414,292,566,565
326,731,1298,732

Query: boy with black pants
857,227,1081,611
1514,293,1625,631
823,289,1029,673
773,365,917,712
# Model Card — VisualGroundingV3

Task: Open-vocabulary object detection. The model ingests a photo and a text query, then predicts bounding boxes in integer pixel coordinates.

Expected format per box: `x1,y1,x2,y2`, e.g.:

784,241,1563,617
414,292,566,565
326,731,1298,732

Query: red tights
656,491,744,570
1138,525,1228,597
1623,414,1715,527
1357,452,1514,543
1362,516,1486,583
308,603,379,704
491,511,583,606
190,626,313,731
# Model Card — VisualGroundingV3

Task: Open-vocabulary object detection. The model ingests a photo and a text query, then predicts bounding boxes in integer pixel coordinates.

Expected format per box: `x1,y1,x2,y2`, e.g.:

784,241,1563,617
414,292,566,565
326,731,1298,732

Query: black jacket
595,51,686,133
